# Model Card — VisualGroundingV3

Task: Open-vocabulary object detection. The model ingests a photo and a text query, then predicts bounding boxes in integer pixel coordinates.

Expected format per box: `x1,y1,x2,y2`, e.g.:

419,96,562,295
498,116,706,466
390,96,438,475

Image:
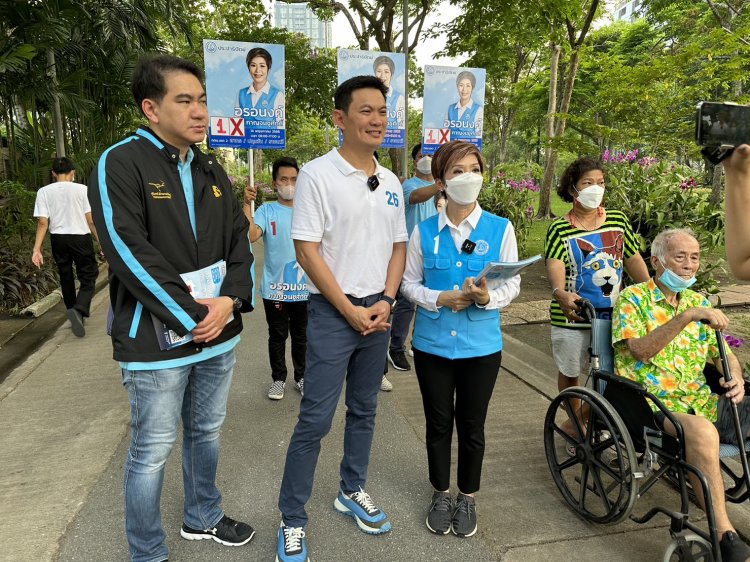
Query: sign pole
402,0,409,180
248,148,255,216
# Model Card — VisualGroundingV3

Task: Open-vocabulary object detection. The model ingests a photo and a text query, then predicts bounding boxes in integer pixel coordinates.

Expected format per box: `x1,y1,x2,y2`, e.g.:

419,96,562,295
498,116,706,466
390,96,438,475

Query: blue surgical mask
658,259,696,293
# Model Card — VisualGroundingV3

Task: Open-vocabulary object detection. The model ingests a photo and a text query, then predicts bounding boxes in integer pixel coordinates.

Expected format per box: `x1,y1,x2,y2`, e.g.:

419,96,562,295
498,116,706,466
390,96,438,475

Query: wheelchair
543,299,750,561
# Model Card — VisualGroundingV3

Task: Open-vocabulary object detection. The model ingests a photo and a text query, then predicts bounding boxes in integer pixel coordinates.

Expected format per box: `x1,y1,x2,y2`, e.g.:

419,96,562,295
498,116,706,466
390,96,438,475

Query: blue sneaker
275,523,309,562
333,488,392,534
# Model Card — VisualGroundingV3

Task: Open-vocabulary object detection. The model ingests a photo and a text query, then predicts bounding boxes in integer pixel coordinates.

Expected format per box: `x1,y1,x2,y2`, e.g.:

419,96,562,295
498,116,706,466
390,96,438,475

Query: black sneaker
451,494,477,537
720,530,750,562
388,349,411,371
426,491,453,535
66,308,85,337
180,515,255,546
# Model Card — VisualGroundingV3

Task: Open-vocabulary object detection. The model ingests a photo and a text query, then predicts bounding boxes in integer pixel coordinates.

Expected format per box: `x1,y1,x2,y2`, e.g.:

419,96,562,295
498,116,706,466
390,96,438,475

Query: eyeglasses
367,175,380,191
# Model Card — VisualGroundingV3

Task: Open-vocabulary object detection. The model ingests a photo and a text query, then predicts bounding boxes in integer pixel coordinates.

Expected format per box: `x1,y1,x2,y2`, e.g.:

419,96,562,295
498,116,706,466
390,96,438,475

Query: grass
524,193,569,258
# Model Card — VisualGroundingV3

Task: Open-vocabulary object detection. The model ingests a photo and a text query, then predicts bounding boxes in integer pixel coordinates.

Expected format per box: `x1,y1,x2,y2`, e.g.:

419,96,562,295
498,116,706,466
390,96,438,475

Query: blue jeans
278,294,388,528
121,350,236,562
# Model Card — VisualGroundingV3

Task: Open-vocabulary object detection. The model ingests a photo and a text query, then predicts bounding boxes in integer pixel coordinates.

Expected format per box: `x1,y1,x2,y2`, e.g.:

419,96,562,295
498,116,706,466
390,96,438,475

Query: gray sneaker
380,375,393,392
451,493,477,537
268,380,285,400
426,491,453,535
66,308,85,337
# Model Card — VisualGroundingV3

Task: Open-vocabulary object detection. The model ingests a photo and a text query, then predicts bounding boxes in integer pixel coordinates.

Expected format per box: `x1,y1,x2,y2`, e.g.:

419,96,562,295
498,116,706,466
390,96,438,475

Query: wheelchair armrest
646,391,686,449
593,369,648,394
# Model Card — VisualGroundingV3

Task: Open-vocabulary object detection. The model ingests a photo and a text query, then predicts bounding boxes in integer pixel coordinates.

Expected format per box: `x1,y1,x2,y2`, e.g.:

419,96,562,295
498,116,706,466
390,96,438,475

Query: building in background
274,1,332,49
613,0,643,22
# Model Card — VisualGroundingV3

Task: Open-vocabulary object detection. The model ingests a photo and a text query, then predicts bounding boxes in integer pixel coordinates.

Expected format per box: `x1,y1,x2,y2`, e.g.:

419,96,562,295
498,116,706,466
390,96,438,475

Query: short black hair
557,156,604,202
334,75,387,112
131,55,203,111
272,156,299,181
246,47,272,70
411,143,422,161
52,157,75,175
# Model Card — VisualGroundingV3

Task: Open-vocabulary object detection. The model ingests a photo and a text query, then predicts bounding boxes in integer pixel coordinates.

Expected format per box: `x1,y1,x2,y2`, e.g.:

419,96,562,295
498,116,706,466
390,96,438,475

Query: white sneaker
268,380,285,400
408,348,414,357
380,375,393,392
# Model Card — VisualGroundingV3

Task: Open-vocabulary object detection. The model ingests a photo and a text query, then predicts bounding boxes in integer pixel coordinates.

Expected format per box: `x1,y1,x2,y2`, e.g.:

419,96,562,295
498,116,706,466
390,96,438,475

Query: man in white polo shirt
32,156,100,337
275,75,407,562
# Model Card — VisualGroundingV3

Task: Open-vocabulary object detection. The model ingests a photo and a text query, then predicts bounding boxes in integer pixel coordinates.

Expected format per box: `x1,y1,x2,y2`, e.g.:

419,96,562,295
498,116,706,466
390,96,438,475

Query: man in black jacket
88,55,254,562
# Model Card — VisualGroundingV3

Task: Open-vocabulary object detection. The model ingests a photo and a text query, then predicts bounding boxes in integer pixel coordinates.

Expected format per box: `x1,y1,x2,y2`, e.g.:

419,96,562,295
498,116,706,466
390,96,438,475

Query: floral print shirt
612,278,726,421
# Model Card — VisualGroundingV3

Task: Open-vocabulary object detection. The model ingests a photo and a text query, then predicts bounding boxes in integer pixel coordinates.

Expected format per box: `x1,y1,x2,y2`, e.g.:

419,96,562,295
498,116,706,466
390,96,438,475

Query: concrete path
3,254,750,561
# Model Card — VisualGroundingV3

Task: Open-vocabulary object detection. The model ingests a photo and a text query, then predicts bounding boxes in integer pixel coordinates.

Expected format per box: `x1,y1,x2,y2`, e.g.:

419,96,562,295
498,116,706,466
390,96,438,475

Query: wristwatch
379,294,396,308
230,296,243,311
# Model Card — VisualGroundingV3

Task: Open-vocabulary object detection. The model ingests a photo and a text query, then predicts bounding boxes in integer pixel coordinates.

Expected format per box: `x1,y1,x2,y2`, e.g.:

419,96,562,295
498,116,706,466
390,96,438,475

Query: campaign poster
203,39,286,150
337,49,406,148
422,65,486,155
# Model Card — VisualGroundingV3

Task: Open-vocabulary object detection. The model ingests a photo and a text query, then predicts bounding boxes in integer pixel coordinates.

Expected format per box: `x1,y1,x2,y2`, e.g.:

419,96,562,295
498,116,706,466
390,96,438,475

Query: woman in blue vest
235,47,285,128
373,55,405,129
444,71,483,142
401,141,520,538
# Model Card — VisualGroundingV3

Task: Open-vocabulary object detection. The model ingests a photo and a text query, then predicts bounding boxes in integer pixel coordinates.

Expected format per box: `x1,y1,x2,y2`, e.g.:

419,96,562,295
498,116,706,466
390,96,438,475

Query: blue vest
237,85,281,126
413,211,507,359
446,102,481,139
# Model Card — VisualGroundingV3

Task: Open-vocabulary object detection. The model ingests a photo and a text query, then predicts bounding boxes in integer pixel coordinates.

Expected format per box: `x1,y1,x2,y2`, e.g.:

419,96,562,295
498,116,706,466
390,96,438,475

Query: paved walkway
3,259,750,561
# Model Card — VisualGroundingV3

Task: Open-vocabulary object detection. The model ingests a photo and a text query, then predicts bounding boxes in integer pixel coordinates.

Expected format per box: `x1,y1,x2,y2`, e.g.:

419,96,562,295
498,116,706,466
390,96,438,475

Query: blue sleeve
255,204,268,235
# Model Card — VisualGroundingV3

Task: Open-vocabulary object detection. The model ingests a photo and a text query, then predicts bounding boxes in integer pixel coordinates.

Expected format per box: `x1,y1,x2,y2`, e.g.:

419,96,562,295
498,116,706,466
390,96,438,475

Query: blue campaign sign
337,49,406,149
422,65,486,155
203,39,286,150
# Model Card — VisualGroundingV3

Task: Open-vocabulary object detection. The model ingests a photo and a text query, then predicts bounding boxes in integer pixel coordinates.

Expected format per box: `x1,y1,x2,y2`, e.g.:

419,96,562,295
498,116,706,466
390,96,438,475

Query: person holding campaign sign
236,47,285,128
373,55,405,129
401,140,520,538
445,71,483,142
244,156,309,402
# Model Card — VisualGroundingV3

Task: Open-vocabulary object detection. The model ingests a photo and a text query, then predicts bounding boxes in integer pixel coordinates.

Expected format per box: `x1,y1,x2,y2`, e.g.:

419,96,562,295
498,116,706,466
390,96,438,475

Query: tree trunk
710,162,723,205
537,43,561,218
47,49,66,157
388,147,403,180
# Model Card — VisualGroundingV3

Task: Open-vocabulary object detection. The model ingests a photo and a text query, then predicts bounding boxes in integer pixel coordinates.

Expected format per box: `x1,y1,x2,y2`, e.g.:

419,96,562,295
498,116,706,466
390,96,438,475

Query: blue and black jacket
88,127,253,363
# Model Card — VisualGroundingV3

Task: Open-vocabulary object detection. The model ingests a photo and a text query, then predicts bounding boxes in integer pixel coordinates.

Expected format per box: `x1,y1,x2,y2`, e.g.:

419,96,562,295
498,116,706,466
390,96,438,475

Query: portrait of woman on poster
444,71,483,139
235,47,285,128
373,55,405,128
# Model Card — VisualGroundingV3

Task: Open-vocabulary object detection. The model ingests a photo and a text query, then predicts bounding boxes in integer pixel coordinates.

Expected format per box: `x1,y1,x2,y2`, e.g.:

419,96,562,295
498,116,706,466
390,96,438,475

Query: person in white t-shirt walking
32,157,99,337
244,156,309,401
275,75,408,562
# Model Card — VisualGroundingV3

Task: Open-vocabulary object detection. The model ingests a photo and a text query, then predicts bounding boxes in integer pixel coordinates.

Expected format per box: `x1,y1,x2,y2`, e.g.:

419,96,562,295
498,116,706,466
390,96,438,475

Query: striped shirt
544,209,640,328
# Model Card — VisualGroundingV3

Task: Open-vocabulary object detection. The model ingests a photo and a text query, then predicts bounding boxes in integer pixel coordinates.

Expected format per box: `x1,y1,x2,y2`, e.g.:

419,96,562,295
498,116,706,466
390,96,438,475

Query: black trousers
50,233,98,317
414,348,502,494
263,299,308,382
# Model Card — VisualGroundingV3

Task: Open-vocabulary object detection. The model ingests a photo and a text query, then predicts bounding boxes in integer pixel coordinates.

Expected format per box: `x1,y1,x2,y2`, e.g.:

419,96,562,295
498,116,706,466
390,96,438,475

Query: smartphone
696,101,750,163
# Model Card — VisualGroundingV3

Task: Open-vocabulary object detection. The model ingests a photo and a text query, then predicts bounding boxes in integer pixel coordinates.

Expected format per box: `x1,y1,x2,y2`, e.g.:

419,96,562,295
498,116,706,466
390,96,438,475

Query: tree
282,0,438,173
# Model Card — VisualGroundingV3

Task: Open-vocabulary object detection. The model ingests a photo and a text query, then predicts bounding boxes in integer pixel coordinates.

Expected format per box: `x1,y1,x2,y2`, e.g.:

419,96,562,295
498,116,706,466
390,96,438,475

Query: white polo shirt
291,148,408,297
33,181,91,234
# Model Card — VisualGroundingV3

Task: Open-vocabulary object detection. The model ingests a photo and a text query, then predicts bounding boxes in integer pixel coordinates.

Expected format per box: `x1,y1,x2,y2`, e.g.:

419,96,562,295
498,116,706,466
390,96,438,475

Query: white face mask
277,185,295,201
574,184,605,210
445,173,483,205
416,156,432,175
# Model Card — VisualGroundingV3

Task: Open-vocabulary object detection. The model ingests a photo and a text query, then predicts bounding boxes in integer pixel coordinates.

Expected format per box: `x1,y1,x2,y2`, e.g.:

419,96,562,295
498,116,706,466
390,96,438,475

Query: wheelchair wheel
662,532,713,562
544,386,638,524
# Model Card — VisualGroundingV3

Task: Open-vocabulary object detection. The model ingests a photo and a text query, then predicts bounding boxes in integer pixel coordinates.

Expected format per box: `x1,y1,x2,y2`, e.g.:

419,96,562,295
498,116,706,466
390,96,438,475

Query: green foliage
0,181,58,311
603,155,724,293
478,173,540,256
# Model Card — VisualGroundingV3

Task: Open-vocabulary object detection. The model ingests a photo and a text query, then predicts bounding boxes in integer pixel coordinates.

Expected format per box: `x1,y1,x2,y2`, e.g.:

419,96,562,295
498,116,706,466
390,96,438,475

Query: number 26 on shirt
385,191,399,208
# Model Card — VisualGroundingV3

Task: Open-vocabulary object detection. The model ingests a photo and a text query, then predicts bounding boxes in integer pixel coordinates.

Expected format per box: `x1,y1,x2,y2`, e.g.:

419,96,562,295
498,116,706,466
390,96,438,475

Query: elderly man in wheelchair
545,228,750,562
614,228,750,561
